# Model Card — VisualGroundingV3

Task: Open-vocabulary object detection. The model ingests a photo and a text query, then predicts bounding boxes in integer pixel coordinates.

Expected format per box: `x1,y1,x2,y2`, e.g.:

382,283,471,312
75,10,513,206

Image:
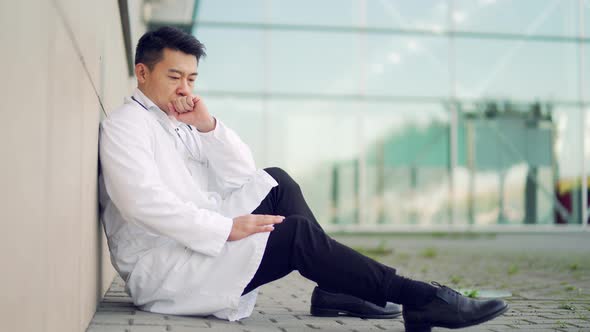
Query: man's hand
167,95,216,132
227,214,285,241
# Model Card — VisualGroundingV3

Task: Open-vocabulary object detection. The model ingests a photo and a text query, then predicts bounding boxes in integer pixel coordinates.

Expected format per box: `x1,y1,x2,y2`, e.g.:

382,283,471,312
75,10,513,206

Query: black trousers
242,167,400,306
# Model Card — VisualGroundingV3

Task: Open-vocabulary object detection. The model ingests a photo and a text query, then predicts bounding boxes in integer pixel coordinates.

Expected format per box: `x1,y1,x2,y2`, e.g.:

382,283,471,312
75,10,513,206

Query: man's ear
135,63,149,83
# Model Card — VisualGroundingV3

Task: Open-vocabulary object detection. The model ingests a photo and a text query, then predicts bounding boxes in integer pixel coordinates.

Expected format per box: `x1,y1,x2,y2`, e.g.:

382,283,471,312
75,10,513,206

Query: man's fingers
172,99,181,112
254,215,285,226
260,215,284,223
179,98,188,111
256,225,275,233
174,99,185,113
174,99,189,113
180,97,192,111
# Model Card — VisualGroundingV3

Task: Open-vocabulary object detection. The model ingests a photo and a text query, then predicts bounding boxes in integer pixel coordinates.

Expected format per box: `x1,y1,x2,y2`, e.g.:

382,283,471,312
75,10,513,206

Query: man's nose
176,79,191,96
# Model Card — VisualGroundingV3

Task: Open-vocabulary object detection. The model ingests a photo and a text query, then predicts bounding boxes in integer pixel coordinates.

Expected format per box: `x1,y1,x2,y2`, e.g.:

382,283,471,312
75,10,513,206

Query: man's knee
264,167,300,190
282,215,321,236
281,216,327,258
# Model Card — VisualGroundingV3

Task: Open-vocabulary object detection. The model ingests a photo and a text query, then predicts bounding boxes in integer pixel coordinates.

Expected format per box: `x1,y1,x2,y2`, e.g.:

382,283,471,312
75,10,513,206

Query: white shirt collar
131,88,183,128
132,88,158,111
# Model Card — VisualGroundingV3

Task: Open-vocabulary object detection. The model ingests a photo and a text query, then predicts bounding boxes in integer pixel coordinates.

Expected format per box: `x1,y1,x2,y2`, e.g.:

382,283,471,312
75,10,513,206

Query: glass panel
459,101,559,225
270,0,357,26
361,102,452,226
454,38,578,101
585,105,590,225
193,28,265,93
553,106,584,224
198,0,359,26
585,44,590,101
196,0,266,23
203,97,267,165
266,100,362,226
366,0,448,31
269,31,361,95
194,0,589,230
365,35,449,97
453,0,579,37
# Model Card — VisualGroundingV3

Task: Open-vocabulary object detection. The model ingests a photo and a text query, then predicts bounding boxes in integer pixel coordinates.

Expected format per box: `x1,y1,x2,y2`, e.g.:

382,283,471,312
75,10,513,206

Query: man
99,26,508,331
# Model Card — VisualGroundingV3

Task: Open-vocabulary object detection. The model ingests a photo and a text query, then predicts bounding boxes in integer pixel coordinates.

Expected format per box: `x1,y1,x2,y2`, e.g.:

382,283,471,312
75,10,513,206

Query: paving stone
126,327,168,332
87,325,128,332
91,312,136,326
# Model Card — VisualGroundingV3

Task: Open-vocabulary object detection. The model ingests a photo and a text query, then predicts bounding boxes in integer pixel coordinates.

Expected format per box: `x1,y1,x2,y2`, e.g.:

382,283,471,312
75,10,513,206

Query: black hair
134,26,206,70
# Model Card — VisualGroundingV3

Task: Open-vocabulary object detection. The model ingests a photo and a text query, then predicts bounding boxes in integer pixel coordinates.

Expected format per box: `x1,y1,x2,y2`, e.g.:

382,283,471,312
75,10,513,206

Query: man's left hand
168,95,216,132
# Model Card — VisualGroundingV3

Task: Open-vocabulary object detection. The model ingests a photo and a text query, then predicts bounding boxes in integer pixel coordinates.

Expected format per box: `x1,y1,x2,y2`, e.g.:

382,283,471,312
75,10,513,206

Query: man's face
136,48,198,115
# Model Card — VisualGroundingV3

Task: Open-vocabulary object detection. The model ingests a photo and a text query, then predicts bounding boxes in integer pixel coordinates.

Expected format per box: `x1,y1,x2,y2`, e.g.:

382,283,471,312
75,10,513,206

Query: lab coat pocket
126,243,188,304
186,157,209,190
159,245,227,301
125,251,162,304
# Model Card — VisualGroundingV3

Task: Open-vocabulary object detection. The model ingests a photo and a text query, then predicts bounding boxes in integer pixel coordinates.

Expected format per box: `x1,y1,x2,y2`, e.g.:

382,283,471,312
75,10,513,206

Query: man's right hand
227,214,285,241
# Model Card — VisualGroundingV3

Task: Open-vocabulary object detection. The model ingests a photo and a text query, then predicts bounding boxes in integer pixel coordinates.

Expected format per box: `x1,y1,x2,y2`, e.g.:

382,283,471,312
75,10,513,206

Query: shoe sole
405,303,510,332
311,306,402,319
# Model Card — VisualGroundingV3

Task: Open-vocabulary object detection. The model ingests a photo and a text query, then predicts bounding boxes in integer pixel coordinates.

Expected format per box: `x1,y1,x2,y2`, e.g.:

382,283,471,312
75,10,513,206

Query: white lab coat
98,89,278,321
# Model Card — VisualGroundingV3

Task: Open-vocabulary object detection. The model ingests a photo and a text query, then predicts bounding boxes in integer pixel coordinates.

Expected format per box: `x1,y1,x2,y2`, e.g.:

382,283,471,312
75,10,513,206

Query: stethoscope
131,96,205,165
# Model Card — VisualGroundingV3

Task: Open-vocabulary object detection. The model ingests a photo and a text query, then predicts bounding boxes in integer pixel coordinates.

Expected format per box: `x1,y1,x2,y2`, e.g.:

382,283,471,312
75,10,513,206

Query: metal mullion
579,0,588,228
186,20,590,44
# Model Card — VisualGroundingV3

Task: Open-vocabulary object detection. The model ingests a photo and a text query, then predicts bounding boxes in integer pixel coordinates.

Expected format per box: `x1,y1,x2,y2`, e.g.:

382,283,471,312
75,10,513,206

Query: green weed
558,303,576,311
450,275,463,285
462,289,480,298
420,247,437,259
507,264,519,276
352,241,393,257
556,320,568,328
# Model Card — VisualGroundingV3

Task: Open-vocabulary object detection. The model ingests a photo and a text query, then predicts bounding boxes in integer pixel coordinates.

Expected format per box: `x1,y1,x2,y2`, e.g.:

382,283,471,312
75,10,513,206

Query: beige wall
0,1,133,331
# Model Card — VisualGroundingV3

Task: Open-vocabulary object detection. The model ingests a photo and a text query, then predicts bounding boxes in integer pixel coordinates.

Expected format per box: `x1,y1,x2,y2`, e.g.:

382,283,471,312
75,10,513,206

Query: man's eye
169,76,180,80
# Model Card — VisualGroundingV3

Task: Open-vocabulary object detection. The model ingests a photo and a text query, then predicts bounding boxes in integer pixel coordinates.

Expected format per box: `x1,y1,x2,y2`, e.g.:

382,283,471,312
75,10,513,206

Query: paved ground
87,232,590,331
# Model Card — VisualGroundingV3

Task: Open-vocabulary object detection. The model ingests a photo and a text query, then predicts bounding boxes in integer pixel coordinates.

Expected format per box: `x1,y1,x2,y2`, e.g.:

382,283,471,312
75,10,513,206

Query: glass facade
191,0,590,229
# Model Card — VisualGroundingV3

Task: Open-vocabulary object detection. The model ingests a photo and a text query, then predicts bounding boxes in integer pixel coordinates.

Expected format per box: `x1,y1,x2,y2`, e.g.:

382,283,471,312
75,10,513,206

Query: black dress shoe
310,286,402,319
402,282,509,332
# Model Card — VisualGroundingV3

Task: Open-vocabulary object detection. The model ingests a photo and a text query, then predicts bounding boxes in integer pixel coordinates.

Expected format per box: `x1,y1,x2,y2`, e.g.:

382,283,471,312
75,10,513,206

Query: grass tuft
462,289,480,298
420,247,437,259
450,275,463,285
507,264,519,276
556,320,568,328
557,303,576,311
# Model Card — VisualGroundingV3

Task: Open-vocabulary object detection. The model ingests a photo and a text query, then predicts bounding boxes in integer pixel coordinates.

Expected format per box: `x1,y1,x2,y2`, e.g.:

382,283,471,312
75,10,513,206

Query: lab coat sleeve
197,119,259,192
99,112,232,257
